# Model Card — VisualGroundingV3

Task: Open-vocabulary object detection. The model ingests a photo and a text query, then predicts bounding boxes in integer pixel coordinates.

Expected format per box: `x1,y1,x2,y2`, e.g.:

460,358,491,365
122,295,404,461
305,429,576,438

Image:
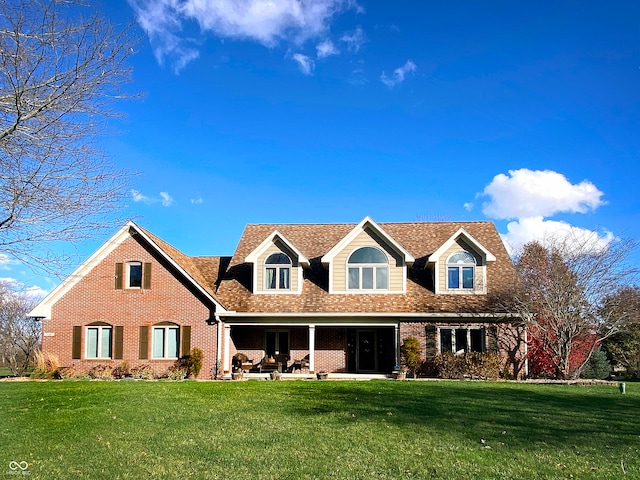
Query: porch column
308,324,315,373
223,324,231,373
395,323,400,367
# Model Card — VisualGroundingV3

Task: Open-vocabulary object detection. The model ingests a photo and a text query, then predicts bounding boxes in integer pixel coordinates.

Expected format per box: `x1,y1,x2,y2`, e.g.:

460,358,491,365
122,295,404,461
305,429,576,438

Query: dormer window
348,247,388,290
447,251,475,289
265,253,291,290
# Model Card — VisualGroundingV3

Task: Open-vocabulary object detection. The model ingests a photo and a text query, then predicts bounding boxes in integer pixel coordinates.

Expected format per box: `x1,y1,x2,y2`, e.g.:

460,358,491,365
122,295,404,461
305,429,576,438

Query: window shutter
424,325,437,359
143,263,152,289
114,326,124,360
115,263,123,290
72,326,82,359
181,326,191,356
139,326,148,360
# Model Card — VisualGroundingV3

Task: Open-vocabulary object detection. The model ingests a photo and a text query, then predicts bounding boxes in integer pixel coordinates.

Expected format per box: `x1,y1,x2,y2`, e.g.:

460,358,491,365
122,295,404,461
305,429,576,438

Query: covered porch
218,316,400,376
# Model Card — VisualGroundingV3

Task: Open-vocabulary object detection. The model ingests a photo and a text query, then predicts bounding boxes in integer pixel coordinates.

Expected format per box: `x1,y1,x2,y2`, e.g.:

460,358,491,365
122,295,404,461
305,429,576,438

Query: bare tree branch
0,0,138,274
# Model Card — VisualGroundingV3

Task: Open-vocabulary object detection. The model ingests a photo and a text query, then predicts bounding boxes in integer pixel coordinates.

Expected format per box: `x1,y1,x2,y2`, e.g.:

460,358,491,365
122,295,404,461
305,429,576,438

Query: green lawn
1,380,638,479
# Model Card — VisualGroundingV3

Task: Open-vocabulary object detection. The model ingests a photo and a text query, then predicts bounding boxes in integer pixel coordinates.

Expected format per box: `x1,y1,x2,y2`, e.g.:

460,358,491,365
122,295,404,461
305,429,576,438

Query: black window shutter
143,263,152,289
139,326,148,360
115,263,123,290
114,326,124,360
72,326,82,359
181,326,191,356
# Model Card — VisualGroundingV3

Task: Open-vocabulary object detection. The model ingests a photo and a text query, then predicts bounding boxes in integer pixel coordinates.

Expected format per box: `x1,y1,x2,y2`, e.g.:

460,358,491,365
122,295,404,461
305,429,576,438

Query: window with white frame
439,327,485,354
264,253,291,290
347,246,389,290
152,324,180,359
127,261,143,288
447,251,476,290
86,324,112,359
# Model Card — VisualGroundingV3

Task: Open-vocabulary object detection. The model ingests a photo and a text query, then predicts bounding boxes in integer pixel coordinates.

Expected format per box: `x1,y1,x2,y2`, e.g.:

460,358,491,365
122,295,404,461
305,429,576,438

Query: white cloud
190,197,204,205
480,169,605,220
160,192,174,207
380,60,416,87
0,278,48,299
128,0,357,71
500,217,614,256
474,168,612,256
340,26,365,52
316,39,339,58
292,53,315,75
463,202,474,212
131,189,174,207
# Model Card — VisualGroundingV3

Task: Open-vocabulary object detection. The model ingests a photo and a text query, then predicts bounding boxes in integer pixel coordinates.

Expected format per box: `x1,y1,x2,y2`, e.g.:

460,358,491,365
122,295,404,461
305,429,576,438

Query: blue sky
6,0,640,295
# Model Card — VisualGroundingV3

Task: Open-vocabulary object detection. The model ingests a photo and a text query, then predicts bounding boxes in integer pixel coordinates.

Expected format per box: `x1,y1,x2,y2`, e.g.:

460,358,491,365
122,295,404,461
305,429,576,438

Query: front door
356,330,377,372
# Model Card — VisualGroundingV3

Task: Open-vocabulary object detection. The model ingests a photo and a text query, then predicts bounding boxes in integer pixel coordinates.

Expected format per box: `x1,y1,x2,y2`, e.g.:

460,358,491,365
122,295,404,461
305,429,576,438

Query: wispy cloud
380,60,416,87
190,197,204,205
131,189,175,207
474,168,611,255
292,53,315,75
340,26,365,53
0,277,48,299
128,0,359,72
316,39,339,58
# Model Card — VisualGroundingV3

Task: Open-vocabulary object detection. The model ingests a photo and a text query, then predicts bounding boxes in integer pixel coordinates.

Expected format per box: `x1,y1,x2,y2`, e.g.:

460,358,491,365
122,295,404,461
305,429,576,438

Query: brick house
29,217,525,378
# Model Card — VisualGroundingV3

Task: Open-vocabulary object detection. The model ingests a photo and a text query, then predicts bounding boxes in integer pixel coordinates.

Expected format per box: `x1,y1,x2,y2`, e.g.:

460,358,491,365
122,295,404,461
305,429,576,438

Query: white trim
28,221,227,319
245,230,308,295
345,245,390,292
151,324,180,360
85,325,113,359
321,216,415,264
428,227,496,264
220,311,514,318
245,230,310,266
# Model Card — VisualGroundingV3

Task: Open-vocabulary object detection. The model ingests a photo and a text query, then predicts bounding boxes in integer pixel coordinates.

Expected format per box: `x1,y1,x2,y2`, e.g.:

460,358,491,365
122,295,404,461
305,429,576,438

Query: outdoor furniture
232,353,254,373
291,355,310,373
258,354,289,373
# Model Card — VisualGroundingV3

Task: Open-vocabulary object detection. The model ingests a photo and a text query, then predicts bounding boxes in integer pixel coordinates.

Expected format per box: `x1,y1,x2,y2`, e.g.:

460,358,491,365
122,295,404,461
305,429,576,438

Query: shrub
88,364,113,380
580,347,612,379
164,365,187,381
434,352,501,380
174,348,204,378
57,366,88,380
30,351,60,379
401,336,422,378
112,362,131,379
130,364,155,380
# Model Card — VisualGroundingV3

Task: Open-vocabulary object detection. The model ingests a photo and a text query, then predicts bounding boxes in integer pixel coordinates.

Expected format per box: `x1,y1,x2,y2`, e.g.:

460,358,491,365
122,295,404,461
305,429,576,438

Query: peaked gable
29,221,226,319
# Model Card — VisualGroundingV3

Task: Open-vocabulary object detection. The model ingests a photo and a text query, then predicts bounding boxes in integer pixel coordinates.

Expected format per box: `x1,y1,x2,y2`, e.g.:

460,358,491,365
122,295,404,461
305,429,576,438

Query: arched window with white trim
347,246,388,290
264,252,291,290
447,251,476,289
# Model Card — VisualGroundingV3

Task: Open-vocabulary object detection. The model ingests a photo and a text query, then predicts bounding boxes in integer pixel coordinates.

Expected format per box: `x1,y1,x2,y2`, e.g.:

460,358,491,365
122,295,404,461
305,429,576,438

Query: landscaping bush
111,362,131,379
56,365,88,380
401,336,422,378
164,365,187,381
130,364,154,380
174,348,203,378
580,347,612,379
30,351,60,379
434,352,501,380
87,364,113,380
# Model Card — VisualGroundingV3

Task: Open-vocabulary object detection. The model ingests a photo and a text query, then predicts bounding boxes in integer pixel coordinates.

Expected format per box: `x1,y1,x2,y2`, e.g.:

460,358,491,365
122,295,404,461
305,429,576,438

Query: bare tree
0,0,136,273
493,237,638,379
0,281,40,376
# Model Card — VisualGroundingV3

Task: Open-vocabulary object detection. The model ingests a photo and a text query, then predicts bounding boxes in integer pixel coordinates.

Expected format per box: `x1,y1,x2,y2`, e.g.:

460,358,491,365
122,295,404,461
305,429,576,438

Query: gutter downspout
215,313,222,380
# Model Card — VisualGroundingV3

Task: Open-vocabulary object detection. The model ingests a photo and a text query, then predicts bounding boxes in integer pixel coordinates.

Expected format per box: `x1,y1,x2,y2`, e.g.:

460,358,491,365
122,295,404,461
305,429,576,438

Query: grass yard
0,380,638,479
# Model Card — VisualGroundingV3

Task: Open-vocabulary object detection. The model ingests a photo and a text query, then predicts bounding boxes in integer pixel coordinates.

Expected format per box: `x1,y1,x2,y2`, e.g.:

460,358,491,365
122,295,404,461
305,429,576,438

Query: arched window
86,322,112,359
152,322,180,359
347,246,388,290
447,251,476,289
265,252,291,290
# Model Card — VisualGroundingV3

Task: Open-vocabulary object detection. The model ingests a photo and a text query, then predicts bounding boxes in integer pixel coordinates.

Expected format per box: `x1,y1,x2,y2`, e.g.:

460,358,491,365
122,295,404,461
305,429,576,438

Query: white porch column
223,324,231,373
395,323,400,367
216,320,223,376
308,324,316,373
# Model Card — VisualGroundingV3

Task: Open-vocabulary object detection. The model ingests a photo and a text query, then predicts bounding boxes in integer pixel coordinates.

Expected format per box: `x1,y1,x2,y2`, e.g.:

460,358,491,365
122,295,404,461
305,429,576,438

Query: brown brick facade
43,235,219,378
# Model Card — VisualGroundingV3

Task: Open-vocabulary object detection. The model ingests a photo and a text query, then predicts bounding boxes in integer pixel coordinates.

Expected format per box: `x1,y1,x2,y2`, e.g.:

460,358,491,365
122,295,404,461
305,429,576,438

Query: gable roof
245,230,310,266
321,216,415,264
214,220,516,314
29,221,226,319
427,227,497,263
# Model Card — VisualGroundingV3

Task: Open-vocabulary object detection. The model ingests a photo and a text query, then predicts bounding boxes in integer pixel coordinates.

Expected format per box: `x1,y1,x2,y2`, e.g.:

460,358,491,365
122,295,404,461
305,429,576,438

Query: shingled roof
206,221,517,314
